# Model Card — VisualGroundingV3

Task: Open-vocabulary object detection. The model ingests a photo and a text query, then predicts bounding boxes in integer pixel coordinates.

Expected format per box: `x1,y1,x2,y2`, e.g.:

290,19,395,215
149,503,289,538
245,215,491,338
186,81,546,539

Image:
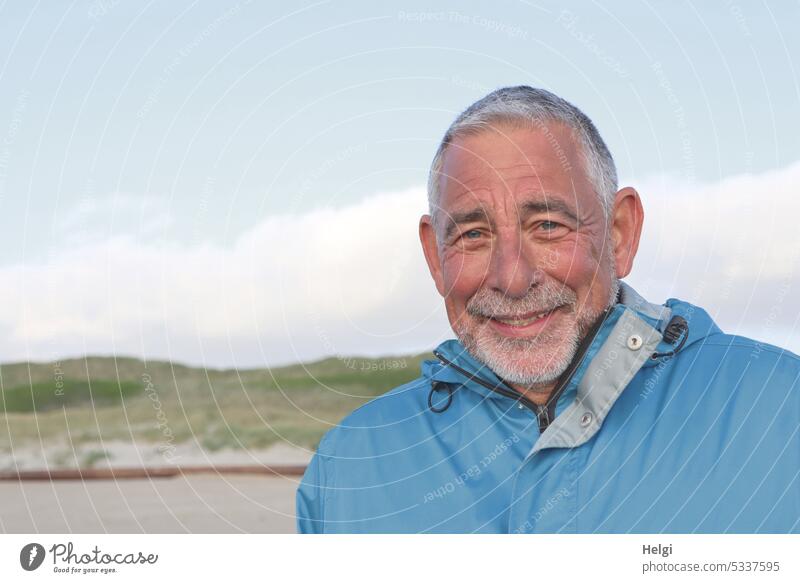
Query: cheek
440,250,488,303
539,241,604,287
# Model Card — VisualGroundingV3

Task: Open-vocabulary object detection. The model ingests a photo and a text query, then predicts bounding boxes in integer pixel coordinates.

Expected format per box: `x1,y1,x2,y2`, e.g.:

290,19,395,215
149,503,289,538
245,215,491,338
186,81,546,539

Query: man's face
420,122,636,393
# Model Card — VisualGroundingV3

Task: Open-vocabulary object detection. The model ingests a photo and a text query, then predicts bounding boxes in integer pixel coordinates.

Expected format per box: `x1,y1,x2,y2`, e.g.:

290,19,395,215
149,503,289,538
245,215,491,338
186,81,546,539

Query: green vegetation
0,352,432,460
1,379,141,413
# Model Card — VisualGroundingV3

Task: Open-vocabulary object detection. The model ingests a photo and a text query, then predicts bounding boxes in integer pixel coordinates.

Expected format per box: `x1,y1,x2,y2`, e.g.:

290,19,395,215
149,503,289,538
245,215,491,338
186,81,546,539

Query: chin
457,317,581,386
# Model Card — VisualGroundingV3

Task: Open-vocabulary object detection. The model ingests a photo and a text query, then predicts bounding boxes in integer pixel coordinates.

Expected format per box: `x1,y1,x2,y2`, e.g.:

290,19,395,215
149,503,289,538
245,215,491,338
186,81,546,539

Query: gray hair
427,86,618,224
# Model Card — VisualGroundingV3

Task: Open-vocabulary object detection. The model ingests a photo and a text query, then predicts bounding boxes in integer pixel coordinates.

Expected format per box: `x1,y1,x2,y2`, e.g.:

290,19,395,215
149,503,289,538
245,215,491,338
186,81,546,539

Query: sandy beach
0,441,310,533
0,474,300,533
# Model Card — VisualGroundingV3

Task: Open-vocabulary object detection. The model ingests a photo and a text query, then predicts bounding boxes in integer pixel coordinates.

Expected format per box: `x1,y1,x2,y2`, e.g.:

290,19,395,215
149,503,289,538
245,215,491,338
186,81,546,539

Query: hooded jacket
296,282,800,533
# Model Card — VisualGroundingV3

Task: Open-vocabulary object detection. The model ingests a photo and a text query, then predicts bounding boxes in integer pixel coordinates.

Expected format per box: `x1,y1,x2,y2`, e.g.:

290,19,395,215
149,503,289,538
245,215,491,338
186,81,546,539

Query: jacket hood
421,281,723,403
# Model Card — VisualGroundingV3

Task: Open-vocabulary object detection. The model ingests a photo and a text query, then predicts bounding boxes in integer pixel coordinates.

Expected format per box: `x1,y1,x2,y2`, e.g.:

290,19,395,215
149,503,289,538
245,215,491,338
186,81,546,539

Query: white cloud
0,187,447,368
627,161,800,352
1,163,799,368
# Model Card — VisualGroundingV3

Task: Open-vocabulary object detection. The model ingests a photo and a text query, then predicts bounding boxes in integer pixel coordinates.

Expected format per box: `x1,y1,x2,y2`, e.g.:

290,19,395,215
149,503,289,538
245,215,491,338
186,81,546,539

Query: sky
0,0,798,368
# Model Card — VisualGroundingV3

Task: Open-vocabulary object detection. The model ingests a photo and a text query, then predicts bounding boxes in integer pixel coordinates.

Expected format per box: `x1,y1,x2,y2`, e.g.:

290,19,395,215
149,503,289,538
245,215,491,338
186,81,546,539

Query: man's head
419,86,643,396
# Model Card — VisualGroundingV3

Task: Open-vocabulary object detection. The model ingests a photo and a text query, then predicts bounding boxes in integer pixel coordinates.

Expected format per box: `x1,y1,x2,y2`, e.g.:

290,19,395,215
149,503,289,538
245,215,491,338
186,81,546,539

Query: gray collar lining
618,281,672,330
530,306,663,455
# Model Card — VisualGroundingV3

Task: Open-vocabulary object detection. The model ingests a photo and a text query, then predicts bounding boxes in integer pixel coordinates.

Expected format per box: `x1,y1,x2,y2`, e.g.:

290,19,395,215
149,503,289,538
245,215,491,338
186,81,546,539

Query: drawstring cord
427,381,456,413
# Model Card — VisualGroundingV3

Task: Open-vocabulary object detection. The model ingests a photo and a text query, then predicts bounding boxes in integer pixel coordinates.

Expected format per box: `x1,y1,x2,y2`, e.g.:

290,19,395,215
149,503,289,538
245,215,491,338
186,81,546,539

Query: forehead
437,122,595,213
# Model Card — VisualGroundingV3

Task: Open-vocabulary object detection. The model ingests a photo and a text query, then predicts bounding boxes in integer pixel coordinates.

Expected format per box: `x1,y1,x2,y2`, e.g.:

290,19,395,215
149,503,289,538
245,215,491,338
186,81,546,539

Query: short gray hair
428,86,618,223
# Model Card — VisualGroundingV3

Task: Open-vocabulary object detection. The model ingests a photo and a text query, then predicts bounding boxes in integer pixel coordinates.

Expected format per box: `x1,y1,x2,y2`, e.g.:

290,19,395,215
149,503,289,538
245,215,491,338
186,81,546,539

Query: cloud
0,187,446,368
627,161,800,353
1,162,798,368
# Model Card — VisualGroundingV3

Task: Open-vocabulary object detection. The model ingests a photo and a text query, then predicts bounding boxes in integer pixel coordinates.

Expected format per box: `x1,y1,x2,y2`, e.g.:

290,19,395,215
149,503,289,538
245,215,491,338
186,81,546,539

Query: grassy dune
0,352,431,465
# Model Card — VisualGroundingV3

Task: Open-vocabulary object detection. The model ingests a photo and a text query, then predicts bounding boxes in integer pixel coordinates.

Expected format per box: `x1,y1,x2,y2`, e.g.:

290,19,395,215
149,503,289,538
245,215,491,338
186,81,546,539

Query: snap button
580,412,593,427
627,334,643,350
517,403,524,410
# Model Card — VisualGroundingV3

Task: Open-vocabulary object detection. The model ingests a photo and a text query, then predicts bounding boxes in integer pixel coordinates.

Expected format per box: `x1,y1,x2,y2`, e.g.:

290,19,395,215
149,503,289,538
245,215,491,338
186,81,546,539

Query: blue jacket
296,282,800,533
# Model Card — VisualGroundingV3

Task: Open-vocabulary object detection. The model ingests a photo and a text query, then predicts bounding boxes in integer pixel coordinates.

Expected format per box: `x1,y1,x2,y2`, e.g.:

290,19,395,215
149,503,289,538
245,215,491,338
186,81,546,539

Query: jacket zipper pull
536,404,551,434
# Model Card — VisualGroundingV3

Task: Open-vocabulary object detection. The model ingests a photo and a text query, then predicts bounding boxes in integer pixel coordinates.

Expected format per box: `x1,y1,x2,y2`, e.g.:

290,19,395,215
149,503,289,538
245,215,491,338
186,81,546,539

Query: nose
485,230,541,298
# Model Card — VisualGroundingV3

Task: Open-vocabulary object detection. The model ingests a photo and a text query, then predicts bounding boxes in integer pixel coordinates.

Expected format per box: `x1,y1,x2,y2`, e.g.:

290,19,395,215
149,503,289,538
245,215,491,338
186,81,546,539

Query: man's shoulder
316,372,433,453
674,331,800,396
657,293,800,368
688,331,800,364
342,373,432,426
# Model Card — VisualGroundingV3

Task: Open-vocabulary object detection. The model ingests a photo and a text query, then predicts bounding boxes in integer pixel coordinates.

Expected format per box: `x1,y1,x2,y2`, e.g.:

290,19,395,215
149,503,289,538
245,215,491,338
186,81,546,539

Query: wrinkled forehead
435,123,594,216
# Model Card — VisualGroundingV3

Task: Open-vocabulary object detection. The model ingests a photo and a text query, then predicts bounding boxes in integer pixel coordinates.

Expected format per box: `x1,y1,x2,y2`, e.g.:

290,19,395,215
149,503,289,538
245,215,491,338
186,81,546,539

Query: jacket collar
421,281,720,402
421,281,724,453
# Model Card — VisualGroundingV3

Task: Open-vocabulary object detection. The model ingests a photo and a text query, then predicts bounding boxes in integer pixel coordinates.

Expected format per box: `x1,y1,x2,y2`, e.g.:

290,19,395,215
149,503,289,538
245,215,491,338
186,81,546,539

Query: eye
533,220,568,238
539,220,560,231
463,229,482,239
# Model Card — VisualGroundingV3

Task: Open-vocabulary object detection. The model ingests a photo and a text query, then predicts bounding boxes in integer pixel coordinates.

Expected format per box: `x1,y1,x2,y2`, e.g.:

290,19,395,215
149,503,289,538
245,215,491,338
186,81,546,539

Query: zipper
431,305,615,434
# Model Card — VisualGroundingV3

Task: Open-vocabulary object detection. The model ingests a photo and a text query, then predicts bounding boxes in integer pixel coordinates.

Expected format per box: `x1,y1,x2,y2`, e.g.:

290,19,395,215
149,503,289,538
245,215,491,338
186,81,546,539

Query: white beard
454,269,620,388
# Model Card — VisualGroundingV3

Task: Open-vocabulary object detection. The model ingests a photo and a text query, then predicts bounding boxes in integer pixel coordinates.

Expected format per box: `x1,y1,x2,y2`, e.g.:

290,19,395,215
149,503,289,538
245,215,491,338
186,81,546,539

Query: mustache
466,284,576,319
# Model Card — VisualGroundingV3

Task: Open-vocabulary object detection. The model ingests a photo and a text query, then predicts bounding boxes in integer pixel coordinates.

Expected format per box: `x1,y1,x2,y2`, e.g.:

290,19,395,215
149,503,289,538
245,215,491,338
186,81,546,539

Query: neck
506,380,555,406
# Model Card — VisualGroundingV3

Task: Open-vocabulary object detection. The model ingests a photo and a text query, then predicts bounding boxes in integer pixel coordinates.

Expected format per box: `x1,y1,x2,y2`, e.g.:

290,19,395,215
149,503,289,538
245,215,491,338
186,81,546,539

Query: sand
0,474,301,533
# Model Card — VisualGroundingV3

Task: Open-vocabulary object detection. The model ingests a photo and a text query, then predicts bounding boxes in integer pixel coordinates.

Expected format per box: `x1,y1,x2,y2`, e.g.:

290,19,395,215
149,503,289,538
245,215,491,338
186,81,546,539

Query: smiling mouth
488,307,558,327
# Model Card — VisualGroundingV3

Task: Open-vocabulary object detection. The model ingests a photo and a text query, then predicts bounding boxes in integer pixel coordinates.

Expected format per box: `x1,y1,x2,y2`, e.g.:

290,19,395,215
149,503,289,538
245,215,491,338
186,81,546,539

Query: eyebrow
443,208,490,240
519,198,579,224
441,198,579,241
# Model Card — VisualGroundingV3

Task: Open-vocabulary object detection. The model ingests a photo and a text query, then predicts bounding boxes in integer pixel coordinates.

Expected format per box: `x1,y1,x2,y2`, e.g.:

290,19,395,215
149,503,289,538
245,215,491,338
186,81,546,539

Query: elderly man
296,86,800,533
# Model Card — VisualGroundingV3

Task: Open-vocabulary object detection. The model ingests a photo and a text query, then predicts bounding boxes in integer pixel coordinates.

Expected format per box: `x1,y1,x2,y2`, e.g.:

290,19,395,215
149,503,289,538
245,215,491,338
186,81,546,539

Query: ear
419,214,446,297
610,187,644,278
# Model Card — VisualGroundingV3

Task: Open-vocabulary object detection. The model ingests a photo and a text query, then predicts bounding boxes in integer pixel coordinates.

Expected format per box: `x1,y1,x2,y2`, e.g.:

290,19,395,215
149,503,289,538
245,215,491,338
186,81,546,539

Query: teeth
496,309,553,327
